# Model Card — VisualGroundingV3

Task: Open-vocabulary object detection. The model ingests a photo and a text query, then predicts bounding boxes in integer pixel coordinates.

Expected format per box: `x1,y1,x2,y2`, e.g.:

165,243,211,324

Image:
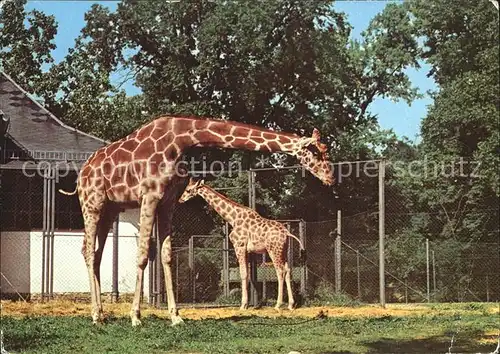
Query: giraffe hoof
131,317,142,327
171,315,184,326
92,312,104,324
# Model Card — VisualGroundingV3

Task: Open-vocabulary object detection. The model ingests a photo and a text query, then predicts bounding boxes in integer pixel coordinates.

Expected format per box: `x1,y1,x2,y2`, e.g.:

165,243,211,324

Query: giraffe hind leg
161,236,184,326
93,204,120,321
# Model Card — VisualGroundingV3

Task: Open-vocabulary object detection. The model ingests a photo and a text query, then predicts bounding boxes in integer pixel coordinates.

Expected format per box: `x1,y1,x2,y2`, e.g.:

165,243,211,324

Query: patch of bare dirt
5,300,494,320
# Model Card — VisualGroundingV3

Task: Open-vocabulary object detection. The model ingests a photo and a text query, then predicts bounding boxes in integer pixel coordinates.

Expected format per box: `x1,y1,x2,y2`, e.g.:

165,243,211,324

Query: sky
25,0,437,142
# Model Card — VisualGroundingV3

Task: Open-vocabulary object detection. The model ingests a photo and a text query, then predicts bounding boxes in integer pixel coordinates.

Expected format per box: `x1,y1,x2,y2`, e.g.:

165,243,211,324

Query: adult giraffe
60,115,334,326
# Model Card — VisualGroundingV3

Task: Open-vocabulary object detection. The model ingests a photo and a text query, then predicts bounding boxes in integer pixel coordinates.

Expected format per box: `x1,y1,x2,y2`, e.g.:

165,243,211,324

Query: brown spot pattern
136,122,155,140
133,138,155,160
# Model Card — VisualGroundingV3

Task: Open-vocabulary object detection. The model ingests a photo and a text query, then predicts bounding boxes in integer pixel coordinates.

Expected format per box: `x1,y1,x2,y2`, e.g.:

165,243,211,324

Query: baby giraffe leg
274,264,285,310
284,261,295,310
268,249,285,311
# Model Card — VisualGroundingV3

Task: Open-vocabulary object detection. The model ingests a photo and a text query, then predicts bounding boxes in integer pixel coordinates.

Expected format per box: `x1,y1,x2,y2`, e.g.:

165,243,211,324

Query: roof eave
0,71,110,146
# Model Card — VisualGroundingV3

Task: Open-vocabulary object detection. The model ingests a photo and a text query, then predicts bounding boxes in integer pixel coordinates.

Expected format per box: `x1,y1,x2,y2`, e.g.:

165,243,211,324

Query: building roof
0,71,107,161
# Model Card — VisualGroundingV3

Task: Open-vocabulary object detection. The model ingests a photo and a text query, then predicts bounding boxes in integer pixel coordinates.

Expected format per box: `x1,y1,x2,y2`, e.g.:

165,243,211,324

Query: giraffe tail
58,186,78,195
287,233,307,264
299,248,307,264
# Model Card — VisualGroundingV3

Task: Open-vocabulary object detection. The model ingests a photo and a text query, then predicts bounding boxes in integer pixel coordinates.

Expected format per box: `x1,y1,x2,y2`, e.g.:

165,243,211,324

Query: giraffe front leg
161,236,184,326
130,195,158,326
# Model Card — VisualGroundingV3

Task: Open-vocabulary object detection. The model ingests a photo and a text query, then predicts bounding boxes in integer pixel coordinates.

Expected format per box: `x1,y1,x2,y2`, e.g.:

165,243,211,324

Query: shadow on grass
364,330,494,354
4,330,62,352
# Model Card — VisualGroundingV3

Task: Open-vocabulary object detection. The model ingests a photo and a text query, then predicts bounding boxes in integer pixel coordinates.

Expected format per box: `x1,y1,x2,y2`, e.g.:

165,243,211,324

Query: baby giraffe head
293,128,335,186
179,178,205,203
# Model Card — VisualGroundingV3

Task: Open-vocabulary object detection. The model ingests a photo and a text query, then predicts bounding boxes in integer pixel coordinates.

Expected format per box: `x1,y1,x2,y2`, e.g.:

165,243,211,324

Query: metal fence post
41,168,47,302
49,167,55,299
432,249,437,300
175,251,179,303
155,219,164,306
262,251,267,301
405,278,408,304
248,170,258,307
486,275,490,302
335,209,342,294
148,252,154,304
223,222,230,297
356,250,361,300
286,222,293,281
299,220,306,295
111,214,119,303
42,167,55,301
378,159,386,308
426,238,430,302
188,236,194,302
150,220,158,307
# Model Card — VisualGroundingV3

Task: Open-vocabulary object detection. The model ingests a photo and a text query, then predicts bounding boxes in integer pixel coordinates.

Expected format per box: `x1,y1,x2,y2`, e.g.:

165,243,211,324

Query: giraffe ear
312,128,328,155
199,179,205,186
312,128,321,141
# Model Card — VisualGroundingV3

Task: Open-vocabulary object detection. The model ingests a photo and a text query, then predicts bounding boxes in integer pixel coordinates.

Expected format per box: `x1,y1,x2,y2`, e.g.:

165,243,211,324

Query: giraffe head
178,178,205,203
293,128,334,186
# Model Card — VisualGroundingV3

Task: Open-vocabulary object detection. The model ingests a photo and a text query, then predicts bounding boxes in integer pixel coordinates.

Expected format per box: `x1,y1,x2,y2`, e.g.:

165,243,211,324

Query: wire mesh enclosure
1,160,498,306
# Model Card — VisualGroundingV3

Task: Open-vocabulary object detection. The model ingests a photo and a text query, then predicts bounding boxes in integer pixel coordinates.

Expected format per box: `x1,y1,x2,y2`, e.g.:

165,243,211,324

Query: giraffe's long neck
196,185,244,224
170,117,302,154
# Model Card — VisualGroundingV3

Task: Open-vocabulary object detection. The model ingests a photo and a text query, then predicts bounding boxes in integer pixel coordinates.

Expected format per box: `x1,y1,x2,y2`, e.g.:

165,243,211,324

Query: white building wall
1,231,31,294
1,221,149,298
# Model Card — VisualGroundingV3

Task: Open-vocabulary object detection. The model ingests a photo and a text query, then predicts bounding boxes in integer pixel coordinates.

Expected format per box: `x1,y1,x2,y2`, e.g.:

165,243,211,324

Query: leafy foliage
1,0,422,222
0,0,58,98
375,0,499,300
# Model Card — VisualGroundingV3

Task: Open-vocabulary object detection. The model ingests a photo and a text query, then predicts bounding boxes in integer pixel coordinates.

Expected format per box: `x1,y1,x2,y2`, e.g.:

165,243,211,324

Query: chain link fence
1,159,498,305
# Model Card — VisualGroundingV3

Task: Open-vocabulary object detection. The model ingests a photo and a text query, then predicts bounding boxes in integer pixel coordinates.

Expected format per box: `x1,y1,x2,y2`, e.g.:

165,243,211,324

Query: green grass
1,312,498,354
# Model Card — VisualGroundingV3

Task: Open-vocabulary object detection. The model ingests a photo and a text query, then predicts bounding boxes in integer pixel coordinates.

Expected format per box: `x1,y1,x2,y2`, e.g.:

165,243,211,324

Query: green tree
74,0,421,220
0,0,59,99
377,0,499,301
3,0,424,222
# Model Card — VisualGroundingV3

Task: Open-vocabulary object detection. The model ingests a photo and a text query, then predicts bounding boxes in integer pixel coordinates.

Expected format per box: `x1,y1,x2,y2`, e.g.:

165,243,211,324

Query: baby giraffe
179,178,305,311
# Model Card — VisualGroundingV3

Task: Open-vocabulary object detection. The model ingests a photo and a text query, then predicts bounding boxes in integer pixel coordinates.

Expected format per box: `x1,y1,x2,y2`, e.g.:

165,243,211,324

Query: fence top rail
250,165,304,172
249,159,383,172
190,235,224,239
213,187,242,191
0,162,83,171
